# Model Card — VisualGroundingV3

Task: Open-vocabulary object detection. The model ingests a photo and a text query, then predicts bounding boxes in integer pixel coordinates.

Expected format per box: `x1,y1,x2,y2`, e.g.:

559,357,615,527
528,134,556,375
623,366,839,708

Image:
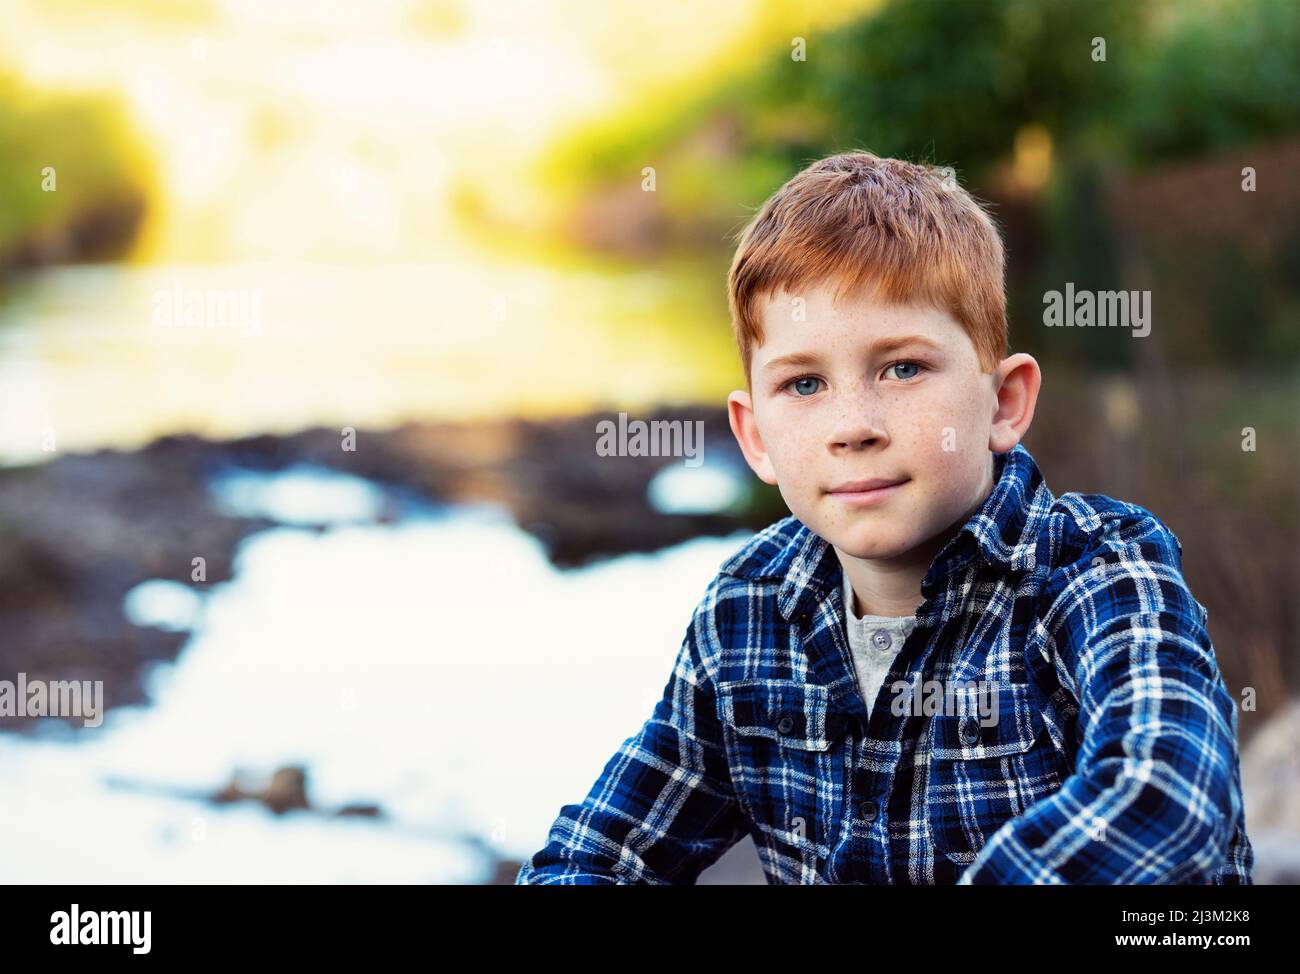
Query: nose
827,388,888,451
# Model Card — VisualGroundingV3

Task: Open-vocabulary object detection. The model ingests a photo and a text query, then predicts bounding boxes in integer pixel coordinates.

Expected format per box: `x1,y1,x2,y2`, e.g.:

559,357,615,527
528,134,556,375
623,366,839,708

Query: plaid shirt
517,443,1254,884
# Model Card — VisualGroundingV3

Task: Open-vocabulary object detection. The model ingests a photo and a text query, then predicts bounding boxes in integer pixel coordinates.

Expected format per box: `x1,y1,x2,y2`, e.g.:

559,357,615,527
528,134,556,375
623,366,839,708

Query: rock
1245,829,1300,885
209,780,248,805
1241,698,1300,833
487,858,526,885
1240,698,1300,883
334,803,384,818
263,766,310,815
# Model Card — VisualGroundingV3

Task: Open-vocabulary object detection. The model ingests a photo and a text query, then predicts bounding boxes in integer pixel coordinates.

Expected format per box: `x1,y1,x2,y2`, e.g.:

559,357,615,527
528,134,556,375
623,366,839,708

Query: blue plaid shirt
517,443,1254,884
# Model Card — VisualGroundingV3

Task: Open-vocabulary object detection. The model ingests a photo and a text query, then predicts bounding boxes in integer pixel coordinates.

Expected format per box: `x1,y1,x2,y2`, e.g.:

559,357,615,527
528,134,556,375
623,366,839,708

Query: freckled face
748,283,998,562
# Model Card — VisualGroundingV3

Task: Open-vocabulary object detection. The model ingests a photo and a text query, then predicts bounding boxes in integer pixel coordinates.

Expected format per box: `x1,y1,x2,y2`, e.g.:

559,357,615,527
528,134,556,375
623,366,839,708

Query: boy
517,150,1253,884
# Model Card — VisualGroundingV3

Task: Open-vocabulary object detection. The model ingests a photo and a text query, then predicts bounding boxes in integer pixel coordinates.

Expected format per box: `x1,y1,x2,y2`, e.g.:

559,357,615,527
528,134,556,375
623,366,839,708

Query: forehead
753,282,963,361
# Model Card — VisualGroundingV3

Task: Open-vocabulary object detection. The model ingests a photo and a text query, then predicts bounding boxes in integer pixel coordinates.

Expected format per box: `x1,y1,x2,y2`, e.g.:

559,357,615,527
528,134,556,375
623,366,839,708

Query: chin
847,543,912,561
831,528,912,560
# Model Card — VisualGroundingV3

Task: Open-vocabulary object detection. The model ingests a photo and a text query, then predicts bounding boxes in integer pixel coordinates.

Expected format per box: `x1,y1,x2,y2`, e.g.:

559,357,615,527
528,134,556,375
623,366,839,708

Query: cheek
759,409,815,462
897,430,977,502
914,453,989,527
895,388,984,450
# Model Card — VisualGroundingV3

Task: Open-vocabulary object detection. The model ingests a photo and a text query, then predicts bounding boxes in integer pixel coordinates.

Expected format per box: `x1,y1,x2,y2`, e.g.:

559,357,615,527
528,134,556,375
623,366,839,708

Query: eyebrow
760,335,944,374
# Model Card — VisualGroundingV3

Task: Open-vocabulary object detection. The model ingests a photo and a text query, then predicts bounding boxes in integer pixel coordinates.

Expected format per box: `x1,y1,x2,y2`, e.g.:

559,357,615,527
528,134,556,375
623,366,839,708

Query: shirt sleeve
957,515,1248,885
515,578,750,884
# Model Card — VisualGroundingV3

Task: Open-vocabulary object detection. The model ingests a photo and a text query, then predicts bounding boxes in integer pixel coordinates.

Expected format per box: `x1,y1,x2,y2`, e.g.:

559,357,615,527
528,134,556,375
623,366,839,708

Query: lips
827,477,908,494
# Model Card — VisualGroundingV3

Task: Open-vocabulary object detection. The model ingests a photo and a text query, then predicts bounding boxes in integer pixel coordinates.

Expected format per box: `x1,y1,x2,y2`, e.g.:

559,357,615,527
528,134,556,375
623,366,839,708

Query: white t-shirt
842,571,919,720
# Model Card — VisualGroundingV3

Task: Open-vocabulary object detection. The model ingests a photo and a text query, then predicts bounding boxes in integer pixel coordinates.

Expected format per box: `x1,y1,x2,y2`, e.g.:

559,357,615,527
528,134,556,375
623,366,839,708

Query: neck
837,544,934,618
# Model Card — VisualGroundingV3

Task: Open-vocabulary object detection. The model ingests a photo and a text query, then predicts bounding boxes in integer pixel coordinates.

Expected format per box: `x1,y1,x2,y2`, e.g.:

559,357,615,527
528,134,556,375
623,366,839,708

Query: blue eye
887,361,926,381
787,376,822,396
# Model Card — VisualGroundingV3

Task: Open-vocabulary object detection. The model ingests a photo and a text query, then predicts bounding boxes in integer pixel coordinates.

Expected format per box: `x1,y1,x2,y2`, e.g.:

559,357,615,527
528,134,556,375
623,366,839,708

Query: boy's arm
957,518,1246,885
515,579,750,884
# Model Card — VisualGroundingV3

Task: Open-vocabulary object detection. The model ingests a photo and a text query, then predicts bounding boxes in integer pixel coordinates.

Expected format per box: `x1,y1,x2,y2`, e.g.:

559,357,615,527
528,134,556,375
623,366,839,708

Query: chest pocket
925,681,1065,862
716,679,849,859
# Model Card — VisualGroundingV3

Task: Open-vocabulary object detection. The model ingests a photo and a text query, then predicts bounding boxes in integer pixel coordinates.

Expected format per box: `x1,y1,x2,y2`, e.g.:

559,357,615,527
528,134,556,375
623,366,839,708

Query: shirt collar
732,443,1052,623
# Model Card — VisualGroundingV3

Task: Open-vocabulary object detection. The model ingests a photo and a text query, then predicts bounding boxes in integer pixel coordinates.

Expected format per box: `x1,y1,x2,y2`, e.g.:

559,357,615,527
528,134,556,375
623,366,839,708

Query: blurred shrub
1120,0,1300,166
0,71,154,268
541,0,1299,238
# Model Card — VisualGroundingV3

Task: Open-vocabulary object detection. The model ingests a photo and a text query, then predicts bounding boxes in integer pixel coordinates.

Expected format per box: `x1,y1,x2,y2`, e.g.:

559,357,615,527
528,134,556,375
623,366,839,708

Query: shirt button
960,719,981,745
871,628,892,650
859,800,879,822
776,714,794,734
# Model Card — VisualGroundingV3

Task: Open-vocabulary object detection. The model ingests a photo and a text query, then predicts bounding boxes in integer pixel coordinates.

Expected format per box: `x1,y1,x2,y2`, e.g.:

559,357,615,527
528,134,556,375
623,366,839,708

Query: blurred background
1,0,1297,884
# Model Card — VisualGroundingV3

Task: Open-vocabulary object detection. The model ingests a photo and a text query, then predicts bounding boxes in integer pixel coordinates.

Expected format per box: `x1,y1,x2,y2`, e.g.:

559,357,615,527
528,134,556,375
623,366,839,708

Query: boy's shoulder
1037,488,1209,635
1044,489,1187,574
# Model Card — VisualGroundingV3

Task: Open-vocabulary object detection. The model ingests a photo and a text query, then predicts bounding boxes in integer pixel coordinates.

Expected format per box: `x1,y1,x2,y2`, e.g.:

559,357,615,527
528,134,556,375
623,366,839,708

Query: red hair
727,150,1008,387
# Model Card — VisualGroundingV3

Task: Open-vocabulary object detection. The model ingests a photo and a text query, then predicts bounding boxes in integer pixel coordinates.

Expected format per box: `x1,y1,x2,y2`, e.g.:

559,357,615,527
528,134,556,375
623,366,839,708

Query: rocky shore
0,405,779,736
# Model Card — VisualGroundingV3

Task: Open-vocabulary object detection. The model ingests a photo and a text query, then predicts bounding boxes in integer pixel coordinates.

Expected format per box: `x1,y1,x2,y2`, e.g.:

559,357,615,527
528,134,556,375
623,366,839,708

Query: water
0,0,759,881
0,257,739,466
0,464,754,882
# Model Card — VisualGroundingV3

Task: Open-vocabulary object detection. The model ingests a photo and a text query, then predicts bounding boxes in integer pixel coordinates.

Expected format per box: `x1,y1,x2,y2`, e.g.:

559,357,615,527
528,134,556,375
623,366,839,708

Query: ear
727,389,778,486
988,353,1042,453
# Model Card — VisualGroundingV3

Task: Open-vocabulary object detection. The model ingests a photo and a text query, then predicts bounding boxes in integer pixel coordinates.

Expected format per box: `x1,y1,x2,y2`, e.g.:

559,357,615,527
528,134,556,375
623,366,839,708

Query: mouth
826,477,909,506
